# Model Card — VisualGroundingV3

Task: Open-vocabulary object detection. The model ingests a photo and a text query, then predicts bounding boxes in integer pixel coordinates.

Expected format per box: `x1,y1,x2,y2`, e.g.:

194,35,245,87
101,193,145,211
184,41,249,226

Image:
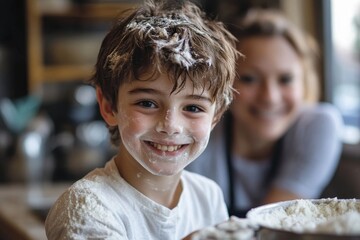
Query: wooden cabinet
26,0,138,93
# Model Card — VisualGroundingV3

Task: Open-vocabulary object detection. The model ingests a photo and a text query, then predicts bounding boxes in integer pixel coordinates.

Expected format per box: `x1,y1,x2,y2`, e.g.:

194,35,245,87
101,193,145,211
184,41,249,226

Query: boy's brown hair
89,0,239,145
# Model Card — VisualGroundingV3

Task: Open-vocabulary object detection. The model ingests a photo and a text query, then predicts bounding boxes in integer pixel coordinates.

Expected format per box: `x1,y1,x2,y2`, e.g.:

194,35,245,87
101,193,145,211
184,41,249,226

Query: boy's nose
156,109,183,135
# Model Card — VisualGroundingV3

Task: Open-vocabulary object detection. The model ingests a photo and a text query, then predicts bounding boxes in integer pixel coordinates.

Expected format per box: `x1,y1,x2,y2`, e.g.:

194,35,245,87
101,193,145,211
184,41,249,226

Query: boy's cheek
190,120,213,139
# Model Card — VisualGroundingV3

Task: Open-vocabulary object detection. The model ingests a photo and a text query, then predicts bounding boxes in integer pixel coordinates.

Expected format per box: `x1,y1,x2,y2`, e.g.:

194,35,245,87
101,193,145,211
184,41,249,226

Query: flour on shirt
63,179,115,235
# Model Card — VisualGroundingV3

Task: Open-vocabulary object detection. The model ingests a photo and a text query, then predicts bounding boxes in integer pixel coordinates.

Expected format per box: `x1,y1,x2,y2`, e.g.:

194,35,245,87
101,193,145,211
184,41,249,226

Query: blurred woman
187,8,343,217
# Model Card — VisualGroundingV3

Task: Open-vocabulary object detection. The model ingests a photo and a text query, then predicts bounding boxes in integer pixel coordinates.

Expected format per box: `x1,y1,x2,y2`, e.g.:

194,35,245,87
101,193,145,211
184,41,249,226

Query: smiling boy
45,0,238,239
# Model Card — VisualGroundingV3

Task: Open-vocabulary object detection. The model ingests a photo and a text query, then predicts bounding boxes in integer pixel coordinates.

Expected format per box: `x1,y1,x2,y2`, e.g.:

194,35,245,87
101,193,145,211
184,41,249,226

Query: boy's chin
144,163,186,177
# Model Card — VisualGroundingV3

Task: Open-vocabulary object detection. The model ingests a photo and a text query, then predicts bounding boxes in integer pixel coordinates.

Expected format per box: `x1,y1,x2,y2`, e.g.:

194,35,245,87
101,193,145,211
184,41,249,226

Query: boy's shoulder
182,170,223,195
181,170,228,222
61,158,120,200
182,169,217,182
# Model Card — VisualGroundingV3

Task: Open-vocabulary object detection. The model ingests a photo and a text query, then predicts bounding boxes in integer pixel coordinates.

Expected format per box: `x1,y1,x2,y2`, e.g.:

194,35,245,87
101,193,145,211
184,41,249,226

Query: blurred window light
342,125,360,144
329,0,360,145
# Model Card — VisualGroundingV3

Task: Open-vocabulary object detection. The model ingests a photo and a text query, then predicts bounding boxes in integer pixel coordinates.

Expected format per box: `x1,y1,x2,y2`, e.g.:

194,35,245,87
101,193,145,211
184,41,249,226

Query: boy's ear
96,87,118,126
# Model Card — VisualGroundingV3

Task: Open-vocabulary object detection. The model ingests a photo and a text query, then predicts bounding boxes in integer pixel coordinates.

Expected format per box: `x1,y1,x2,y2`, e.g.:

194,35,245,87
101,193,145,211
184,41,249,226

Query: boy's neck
114,154,183,209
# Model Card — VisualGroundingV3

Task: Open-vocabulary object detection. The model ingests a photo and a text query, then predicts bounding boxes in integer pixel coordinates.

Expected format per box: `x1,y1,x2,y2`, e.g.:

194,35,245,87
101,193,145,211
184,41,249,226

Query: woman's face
231,36,304,142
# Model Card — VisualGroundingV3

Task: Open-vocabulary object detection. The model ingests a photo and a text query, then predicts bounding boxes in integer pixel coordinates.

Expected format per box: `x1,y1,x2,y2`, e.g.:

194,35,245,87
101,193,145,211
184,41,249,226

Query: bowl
246,198,360,240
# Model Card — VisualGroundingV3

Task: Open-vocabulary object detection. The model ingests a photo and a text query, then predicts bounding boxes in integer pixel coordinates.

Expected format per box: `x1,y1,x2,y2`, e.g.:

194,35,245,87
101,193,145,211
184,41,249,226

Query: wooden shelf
41,3,137,20
26,0,138,92
42,65,94,82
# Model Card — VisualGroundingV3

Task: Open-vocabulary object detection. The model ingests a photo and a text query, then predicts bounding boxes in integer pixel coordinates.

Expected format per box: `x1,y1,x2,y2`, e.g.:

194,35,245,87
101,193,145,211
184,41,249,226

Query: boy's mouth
146,141,184,152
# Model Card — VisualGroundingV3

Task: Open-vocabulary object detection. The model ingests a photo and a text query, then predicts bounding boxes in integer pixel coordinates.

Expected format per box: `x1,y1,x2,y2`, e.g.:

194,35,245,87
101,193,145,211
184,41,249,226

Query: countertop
0,183,71,240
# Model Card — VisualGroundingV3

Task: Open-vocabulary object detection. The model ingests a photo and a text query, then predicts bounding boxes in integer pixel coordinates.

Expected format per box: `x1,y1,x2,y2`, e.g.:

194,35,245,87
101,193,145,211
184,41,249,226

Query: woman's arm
269,104,343,201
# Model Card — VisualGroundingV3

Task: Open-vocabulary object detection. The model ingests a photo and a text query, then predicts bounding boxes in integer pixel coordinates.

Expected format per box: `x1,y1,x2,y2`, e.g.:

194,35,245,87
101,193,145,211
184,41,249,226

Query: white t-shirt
187,103,343,211
45,158,228,240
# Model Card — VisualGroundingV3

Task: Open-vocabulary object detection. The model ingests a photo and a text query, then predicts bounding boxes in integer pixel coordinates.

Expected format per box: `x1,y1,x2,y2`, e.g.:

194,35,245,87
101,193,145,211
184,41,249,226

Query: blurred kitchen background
0,0,359,239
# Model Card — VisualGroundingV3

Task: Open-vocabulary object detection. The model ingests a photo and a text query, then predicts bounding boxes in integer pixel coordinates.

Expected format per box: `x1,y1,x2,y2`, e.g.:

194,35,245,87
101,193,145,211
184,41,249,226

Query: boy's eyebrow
187,94,213,104
128,87,213,103
128,87,159,95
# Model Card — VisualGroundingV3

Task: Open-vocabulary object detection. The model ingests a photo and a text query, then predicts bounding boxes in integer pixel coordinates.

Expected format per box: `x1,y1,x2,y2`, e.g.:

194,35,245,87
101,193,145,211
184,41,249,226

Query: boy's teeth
151,142,181,152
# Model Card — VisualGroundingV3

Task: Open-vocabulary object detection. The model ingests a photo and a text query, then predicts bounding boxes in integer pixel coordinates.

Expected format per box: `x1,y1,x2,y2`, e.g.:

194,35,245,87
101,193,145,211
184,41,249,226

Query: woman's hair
89,0,239,146
229,8,320,103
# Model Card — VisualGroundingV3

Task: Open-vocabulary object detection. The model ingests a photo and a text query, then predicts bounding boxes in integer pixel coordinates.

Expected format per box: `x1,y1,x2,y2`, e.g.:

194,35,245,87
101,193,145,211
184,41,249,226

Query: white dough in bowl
247,198,360,235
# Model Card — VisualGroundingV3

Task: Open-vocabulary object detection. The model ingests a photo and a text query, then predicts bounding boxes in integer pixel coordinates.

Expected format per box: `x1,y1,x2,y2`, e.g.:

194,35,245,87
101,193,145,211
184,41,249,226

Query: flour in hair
126,14,211,69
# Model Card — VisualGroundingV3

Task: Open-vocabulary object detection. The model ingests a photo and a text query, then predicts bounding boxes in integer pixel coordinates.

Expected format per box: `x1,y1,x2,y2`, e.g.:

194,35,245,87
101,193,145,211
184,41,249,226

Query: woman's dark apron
224,113,284,218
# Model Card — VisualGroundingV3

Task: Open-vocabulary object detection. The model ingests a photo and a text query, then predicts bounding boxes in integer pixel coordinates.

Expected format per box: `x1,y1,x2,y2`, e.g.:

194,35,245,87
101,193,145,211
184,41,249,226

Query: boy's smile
100,72,217,176
147,141,183,152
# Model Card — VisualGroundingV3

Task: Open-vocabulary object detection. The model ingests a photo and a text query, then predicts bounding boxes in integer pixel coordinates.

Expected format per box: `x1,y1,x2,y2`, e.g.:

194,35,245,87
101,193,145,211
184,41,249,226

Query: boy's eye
184,105,203,113
238,74,257,84
279,74,294,85
137,100,157,108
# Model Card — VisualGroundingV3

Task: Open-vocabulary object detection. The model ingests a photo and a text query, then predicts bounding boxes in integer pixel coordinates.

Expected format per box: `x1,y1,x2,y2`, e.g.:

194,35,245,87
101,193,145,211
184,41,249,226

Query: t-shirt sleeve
45,184,126,240
273,104,343,198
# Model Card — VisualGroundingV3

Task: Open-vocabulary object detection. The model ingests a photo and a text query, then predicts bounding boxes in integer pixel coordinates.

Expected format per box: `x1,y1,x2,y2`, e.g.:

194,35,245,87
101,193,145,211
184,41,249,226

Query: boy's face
100,73,217,176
